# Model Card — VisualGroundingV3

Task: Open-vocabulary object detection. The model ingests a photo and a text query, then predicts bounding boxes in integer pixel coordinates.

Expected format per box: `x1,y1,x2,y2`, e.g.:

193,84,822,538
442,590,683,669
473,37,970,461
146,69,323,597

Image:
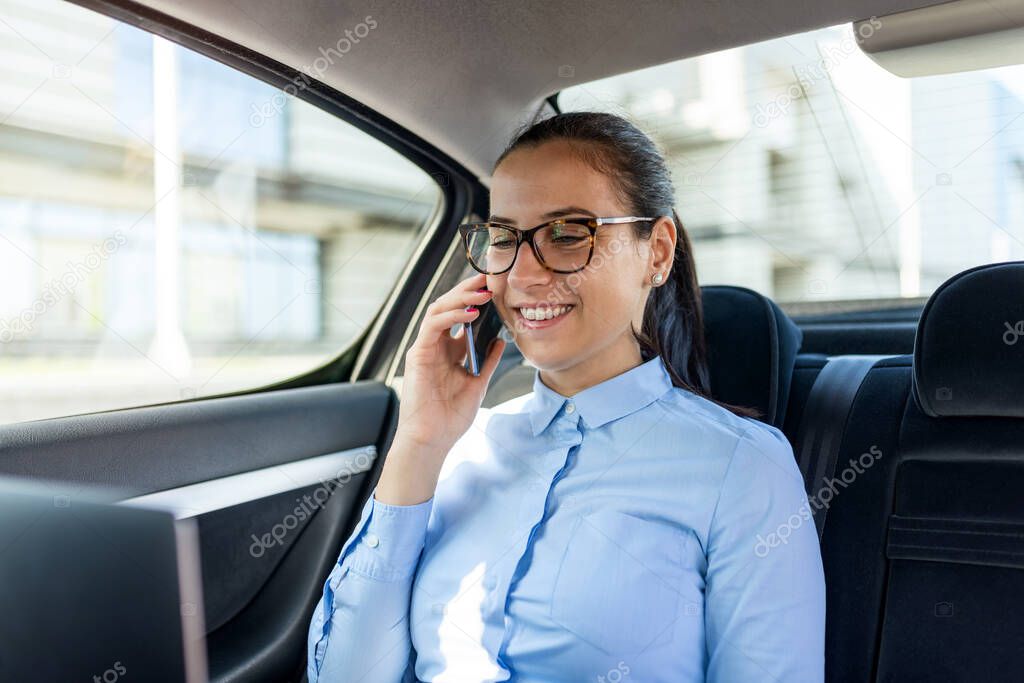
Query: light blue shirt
307,355,825,682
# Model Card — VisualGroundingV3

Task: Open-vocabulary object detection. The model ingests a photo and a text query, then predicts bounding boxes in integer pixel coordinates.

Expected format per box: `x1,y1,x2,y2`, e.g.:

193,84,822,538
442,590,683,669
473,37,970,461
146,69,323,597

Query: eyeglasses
458,216,655,275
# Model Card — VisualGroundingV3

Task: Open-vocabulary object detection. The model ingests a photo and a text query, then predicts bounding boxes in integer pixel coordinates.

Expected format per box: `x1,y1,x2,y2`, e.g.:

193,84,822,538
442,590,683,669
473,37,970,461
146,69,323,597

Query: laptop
0,477,208,682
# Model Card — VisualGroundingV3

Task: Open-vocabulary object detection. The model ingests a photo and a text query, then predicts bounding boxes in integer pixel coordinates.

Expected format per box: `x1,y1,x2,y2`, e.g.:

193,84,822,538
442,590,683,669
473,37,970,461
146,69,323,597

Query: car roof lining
131,0,949,180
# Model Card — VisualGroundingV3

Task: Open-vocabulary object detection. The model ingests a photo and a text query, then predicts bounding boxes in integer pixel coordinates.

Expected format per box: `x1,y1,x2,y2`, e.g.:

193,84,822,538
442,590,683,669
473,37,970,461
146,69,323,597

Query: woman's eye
492,239,516,249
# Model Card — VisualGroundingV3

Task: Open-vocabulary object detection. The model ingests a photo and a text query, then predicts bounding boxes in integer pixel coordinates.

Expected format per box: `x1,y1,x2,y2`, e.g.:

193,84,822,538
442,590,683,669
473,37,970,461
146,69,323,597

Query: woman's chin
520,345,577,374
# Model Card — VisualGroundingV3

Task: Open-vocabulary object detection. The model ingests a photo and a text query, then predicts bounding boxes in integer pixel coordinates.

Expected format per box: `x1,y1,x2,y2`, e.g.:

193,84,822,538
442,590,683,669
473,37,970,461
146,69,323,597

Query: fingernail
467,306,478,312
476,287,489,292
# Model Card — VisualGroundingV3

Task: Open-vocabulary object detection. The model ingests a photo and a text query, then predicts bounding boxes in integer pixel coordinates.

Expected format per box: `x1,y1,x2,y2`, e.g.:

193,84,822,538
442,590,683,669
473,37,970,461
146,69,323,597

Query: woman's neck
537,337,645,397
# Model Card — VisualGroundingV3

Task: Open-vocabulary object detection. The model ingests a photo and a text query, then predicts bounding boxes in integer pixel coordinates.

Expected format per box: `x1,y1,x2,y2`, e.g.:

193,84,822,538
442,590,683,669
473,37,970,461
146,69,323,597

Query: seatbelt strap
795,355,885,540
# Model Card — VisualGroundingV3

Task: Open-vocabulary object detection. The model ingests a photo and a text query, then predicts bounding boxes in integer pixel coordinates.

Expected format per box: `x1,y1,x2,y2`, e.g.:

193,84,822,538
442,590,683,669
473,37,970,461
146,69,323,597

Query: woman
307,112,825,682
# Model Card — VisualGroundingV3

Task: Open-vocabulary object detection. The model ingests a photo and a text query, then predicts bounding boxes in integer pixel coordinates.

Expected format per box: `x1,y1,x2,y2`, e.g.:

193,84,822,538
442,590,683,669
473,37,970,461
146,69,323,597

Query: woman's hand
376,272,506,505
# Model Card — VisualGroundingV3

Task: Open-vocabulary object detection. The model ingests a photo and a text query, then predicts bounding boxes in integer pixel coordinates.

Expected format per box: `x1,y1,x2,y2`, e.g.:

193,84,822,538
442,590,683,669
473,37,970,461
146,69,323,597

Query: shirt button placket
498,427,583,663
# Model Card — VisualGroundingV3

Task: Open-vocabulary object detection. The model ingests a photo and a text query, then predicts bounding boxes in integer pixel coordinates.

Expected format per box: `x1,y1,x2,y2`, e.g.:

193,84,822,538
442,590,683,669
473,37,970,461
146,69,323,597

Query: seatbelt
795,355,885,540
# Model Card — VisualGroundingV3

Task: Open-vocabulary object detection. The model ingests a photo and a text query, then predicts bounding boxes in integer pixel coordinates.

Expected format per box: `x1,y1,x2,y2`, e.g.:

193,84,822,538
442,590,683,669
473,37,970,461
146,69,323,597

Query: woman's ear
649,215,677,279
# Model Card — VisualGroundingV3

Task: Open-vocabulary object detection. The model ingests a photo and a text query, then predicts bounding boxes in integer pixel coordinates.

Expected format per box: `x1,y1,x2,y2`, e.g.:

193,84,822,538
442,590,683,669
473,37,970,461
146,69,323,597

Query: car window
0,0,442,425
560,22,1024,311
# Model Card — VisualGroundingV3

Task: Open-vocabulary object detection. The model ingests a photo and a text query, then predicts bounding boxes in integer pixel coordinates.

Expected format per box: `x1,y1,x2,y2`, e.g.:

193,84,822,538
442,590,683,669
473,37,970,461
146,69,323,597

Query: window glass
0,0,442,424
560,23,1024,309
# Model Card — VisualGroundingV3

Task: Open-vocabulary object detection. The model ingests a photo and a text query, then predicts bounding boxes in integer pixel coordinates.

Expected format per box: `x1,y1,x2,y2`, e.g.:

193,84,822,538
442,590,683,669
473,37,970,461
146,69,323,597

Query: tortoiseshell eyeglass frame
458,216,655,274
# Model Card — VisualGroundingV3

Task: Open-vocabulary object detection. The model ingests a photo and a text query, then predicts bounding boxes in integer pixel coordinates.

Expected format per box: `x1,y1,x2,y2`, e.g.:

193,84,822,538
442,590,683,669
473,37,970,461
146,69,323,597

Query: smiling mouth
515,304,575,321
510,304,577,331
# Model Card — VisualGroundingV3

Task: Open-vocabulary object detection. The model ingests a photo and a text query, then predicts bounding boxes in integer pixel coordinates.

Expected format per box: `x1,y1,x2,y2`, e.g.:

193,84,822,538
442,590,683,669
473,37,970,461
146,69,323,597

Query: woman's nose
507,240,551,288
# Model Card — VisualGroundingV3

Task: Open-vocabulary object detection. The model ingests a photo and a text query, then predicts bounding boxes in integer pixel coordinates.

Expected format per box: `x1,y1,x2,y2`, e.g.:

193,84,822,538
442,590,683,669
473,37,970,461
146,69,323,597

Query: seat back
877,262,1024,681
702,285,802,427
784,352,912,683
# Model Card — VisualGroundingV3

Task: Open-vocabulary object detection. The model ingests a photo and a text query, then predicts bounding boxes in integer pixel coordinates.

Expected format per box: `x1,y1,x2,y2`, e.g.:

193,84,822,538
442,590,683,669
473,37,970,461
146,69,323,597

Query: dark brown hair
495,111,757,417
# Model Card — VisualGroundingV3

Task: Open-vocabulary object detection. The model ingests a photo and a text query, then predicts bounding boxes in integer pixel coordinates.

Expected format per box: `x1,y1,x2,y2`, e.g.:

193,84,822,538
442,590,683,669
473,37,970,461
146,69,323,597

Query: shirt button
565,402,575,414
364,533,380,548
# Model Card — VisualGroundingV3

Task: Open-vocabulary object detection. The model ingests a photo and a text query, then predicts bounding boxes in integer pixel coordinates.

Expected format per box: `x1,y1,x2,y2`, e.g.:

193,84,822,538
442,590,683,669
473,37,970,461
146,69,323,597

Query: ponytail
633,210,708,393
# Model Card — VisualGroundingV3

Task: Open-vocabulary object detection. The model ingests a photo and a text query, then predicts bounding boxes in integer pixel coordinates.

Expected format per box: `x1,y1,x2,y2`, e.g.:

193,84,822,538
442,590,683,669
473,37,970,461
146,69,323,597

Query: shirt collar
526,355,674,436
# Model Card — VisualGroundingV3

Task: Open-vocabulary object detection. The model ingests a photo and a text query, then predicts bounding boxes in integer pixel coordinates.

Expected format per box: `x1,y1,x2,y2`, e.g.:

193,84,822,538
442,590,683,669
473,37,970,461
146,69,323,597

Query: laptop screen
0,478,208,682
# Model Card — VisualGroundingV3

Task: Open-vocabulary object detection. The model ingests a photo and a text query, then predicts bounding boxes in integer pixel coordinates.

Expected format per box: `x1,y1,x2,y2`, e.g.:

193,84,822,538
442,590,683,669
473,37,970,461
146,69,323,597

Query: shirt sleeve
704,424,826,683
306,486,433,683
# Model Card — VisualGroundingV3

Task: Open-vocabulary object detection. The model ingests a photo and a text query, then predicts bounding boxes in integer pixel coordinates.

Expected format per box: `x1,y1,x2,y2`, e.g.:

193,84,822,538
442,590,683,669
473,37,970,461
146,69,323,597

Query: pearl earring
651,273,664,285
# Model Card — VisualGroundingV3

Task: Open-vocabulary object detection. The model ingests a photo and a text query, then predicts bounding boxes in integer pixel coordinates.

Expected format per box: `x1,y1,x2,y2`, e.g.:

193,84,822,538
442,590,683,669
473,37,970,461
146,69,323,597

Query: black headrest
701,285,802,428
914,261,1024,418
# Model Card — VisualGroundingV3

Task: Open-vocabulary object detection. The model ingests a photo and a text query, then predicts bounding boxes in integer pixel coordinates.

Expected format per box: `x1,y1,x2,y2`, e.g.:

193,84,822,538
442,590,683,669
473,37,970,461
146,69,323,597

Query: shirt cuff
344,489,434,582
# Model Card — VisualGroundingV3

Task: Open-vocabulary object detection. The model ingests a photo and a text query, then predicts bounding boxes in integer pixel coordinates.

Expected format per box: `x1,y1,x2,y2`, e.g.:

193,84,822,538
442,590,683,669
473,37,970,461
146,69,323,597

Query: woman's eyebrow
542,206,597,220
487,206,597,224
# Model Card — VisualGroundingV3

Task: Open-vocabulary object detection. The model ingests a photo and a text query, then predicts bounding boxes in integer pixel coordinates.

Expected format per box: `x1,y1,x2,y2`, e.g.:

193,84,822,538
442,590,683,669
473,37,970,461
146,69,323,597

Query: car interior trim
120,446,377,520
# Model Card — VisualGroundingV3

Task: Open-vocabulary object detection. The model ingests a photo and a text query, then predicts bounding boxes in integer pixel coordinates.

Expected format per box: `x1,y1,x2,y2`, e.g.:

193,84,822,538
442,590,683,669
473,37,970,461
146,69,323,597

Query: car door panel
0,380,398,682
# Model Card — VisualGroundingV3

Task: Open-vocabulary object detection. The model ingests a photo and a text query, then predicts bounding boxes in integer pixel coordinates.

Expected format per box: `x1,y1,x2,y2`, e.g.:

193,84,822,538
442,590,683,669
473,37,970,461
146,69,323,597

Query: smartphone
464,297,504,376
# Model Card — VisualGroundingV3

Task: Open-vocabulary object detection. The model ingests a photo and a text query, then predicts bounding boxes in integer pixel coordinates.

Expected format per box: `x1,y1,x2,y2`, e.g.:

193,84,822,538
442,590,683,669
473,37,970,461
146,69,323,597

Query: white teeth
519,305,573,321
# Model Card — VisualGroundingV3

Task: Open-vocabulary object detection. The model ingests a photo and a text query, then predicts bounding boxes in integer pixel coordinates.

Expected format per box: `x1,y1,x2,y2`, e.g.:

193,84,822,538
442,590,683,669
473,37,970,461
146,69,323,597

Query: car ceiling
134,0,947,180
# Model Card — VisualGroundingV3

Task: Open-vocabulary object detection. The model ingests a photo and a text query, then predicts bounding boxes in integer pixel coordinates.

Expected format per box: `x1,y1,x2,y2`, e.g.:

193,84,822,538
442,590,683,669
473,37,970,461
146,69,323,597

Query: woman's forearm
373,434,447,506
307,479,434,682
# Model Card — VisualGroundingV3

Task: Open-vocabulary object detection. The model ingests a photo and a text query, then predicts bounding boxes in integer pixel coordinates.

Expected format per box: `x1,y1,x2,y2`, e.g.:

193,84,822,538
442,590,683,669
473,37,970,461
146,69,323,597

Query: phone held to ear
464,288,504,376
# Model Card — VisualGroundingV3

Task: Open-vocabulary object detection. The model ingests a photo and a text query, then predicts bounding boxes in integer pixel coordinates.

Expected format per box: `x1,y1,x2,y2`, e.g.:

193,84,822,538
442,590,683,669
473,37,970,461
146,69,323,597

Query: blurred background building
561,25,1024,303
0,0,440,421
